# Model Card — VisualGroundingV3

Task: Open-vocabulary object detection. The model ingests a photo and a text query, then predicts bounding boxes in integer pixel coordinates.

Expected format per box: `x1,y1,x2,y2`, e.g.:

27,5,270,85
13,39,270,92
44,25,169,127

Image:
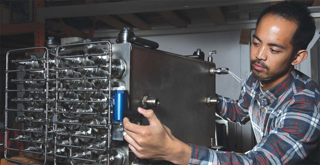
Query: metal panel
112,43,131,92
129,45,217,147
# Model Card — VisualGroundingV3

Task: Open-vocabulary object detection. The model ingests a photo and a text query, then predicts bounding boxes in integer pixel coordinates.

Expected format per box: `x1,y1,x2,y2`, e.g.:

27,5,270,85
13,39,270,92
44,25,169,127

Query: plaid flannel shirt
189,69,320,165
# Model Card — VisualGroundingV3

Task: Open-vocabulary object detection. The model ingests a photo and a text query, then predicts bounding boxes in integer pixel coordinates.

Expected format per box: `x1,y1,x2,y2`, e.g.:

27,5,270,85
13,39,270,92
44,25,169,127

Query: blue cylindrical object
112,90,128,122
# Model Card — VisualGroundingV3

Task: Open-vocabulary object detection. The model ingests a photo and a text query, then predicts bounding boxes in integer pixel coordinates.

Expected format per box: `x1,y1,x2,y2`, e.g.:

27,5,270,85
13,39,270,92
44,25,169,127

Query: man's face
250,13,297,84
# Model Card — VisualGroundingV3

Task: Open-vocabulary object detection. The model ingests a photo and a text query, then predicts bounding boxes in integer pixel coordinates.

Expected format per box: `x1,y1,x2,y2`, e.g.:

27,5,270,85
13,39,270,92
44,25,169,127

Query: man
123,2,320,164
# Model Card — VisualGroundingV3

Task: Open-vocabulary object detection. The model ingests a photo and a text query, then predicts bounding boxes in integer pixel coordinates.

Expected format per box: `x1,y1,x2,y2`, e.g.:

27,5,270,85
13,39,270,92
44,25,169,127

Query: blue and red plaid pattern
189,69,320,165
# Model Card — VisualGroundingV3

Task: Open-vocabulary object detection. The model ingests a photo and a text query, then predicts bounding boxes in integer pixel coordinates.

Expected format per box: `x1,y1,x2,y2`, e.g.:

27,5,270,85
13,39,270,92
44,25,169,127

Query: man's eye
252,42,259,46
270,48,280,54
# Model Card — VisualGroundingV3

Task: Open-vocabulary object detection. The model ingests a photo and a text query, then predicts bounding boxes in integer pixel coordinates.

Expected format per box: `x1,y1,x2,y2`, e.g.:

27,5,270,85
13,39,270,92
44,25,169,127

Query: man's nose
256,46,267,60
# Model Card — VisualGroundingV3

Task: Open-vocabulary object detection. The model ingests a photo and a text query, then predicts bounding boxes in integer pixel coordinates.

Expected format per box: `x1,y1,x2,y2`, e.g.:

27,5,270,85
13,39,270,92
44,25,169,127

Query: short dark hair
256,2,316,56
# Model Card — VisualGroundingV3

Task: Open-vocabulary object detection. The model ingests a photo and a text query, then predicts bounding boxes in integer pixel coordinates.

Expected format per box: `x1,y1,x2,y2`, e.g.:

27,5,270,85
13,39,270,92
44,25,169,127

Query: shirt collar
254,69,295,104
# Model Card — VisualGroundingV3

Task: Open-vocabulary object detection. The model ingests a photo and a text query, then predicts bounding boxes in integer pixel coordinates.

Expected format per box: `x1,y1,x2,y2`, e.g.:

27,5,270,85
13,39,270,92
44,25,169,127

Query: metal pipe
6,89,45,92
56,121,109,127
6,109,44,113
58,52,108,58
6,129,43,134
11,99,46,102
58,100,107,103
10,139,43,144
11,78,46,82
57,76,109,80
7,68,45,73
55,65,104,69
44,48,50,165
5,42,113,164
107,42,113,165
11,58,46,62
70,157,96,163
5,49,9,161
56,111,97,115
5,47,48,165
58,144,106,151
57,89,108,92
54,44,59,165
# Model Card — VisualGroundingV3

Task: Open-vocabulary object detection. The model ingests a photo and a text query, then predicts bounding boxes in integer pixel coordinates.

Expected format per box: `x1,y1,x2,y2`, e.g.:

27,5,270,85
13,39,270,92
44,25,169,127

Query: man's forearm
166,139,192,165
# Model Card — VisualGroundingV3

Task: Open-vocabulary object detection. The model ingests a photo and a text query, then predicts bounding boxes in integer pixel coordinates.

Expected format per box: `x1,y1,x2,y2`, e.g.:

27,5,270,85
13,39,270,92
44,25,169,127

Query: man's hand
123,107,191,164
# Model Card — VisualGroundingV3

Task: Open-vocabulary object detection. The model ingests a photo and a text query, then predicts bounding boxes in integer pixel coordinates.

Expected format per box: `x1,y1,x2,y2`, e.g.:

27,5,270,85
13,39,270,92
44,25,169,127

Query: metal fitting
206,96,219,106
142,95,160,109
209,67,229,75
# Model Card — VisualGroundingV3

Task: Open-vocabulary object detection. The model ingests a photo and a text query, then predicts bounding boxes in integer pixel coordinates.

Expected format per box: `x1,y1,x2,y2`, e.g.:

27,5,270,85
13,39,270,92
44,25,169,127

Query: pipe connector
206,95,219,106
209,67,229,75
142,95,160,109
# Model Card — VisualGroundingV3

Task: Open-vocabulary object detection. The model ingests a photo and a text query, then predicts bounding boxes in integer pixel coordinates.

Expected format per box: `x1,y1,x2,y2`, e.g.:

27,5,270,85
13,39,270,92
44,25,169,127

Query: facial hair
251,59,271,81
251,58,294,84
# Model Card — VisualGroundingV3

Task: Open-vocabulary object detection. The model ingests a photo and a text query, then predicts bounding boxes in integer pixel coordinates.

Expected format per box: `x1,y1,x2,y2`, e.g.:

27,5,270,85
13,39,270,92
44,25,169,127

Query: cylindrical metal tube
112,90,128,122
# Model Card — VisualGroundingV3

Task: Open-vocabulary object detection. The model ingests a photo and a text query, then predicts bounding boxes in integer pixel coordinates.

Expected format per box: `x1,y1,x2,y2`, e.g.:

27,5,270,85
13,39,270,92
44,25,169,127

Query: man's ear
291,50,308,66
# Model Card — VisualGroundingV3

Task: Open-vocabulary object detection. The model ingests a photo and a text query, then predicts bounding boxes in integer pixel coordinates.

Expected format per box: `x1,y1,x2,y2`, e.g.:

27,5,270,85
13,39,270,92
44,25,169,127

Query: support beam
47,30,66,38
239,29,252,45
46,0,71,2
37,0,285,21
52,21,87,38
85,0,95,3
158,11,188,28
205,7,226,25
60,19,72,37
34,0,45,47
0,5,9,24
95,22,257,38
1,35,34,46
94,15,130,30
88,19,97,39
270,1,282,6
117,14,152,30
85,0,105,4
309,6,320,18
0,41,33,49
0,23,35,35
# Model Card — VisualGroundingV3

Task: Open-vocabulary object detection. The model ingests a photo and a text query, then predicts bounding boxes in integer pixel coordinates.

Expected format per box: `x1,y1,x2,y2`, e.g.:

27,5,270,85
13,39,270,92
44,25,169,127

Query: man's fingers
128,144,142,158
123,117,142,134
137,107,159,125
123,117,152,137
124,133,141,149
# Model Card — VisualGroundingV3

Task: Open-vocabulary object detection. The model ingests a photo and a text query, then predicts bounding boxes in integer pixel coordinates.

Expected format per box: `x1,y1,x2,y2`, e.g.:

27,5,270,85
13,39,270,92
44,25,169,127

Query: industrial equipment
4,30,218,164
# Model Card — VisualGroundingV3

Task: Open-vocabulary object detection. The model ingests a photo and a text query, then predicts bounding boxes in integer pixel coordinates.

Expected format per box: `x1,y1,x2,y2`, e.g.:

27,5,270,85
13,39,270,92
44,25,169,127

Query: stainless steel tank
4,38,217,165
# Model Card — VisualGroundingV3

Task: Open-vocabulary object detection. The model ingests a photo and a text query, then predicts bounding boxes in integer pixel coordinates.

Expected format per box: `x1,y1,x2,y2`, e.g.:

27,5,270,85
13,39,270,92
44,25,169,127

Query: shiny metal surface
5,42,130,165
5,47,50,165
129,45,217,147
206,96,219,106
142,95,160,109
5,41,217,165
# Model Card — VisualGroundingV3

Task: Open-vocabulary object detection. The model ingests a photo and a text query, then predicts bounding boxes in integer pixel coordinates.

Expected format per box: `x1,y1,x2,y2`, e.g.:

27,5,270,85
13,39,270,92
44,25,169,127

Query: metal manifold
5,38,219,165
5,41,128,165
